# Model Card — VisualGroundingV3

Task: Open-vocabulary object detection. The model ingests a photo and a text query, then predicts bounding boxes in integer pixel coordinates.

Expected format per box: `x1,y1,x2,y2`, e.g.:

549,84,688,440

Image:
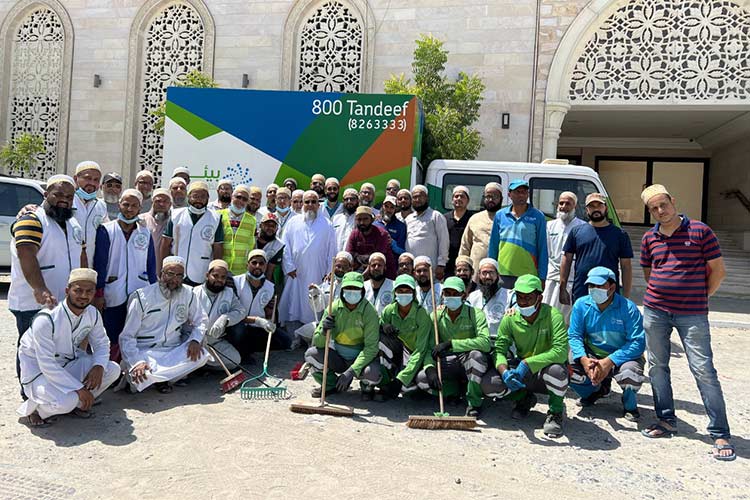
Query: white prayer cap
387,179,401,188
233,184,250,198
169,177,187,187
455,255,474,269
47,174,76,188
641,184,671,205
267,183,279,191
452,185,470,198
325,177,340,187
162,255,185,268
303,189,319,200
559,191,578,205
249,186,262,195
173,167,190,176
479,257,499,272
247,249,267,262
292,189,304,197
187,180,209,194
369,252,386,264
342,187,358,197
120,188,143,203
411,185,428,195
135,170,154,180
276,187,291,197
383,195,397,206
397,188,411,198
484,182,502,193
152,188,172,202
360,182,375,192
311,173,325,183
335,251,353,263
68,268,97,285
208,259,229,271
399,252,415,261
217,179,232,188
75,161,101,175
413,255,432,268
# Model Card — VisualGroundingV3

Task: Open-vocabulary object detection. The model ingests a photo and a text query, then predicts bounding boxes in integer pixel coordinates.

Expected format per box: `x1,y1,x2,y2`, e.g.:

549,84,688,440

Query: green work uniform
380,300,433,386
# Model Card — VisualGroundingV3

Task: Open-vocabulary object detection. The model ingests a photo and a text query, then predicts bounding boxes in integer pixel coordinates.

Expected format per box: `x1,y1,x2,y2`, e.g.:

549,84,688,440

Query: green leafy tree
385,35,485,166
0,132,46,174
152,70,219,135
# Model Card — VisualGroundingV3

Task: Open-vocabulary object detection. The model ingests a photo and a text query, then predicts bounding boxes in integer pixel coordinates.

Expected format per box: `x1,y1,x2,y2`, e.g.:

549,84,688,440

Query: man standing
396,188,413,221
488,179,548,289
134,170,155,214
291,189,304,214
16,268,120,427
445,186,475,277
119,256,209,393
322,177,343,219
467,258,509,341
101,172,123,220
160,181,223,286
560,192,633,305
385,179,401,198
359,182,379,216
140,188,172,269
413,256,441,313
346,206,396,279
363,252,394,314
209,179,233,211
405,185,449,281
73,161,108,268
273,187,296,236
256,183,278,219
310,173,326,198
169,177,188,208
639,184,734,461
543,192,585,321
374,195,406,258
247,186,262,223
219,185,256,276
283,177,297,192
279,191,337,328
332,188,359,252
460,182,503,277
255,213,289,285
568,267,645,421
93,189,157,360
172,166,191,184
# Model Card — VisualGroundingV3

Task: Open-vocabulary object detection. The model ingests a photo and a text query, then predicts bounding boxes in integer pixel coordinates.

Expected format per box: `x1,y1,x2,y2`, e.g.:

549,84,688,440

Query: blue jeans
11,309,40,398
643,306,730,439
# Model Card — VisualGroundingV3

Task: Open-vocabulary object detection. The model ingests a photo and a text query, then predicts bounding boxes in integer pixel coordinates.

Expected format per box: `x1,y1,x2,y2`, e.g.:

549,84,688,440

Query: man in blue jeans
639,184,734,461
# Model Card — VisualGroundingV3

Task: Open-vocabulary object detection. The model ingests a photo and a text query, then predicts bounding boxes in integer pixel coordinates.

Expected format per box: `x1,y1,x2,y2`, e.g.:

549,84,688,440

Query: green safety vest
219,209,256,275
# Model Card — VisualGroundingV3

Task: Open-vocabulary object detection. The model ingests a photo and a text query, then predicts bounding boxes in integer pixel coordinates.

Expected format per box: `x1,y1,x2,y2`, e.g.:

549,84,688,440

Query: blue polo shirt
568,293,645,366
488,205,548,280
374,217,406,256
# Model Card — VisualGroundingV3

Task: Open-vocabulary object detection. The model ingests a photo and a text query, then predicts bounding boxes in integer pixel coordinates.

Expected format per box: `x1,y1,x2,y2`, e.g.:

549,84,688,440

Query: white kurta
73,195,108,268
416,283,441,314
279,212,337,324
364,278,394,315
119,282,209,391
17,301,120,419
321,201,344,220
332,212,356,252
193,284,245,369
467,288,511,340
543,216,585,321
405,208,450,267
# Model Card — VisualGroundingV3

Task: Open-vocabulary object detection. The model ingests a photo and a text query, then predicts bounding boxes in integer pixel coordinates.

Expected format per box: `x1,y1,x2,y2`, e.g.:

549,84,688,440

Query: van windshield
528,176,600,221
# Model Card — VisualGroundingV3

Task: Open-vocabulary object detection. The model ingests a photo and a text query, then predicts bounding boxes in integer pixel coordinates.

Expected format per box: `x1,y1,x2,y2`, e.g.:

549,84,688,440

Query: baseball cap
394,274,417,290
508,179,529,191
442,276,466,293
383,195,397,206
585,266,615,286
514,274,543,294
261,212,278,224
341,271,364,289
102,172,122,184
585,193,607,206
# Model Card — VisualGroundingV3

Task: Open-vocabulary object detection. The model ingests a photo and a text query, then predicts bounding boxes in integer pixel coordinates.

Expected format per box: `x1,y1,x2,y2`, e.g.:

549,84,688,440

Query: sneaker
511,393,537,420
576,386,607,407
465,406,481,418
623,408,641,422
311,386,337,398
543,411,564,437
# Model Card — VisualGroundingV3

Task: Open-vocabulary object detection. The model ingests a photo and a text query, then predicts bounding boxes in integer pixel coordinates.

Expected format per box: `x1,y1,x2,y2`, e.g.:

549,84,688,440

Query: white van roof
428,159,598,177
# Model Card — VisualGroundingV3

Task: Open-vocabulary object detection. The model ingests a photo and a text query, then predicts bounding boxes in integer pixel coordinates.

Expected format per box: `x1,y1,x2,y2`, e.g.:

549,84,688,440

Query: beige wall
707,138,750,231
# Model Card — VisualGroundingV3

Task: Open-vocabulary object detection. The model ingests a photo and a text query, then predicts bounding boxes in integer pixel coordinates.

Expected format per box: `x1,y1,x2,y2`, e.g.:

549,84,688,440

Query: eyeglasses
343,197,358,201
162,271,184,279
303,200,318,205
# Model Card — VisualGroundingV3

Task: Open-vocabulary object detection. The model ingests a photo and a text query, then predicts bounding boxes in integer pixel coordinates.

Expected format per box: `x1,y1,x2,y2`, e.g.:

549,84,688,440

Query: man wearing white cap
363,252,394,315
219,184,257,276
332,188,359,252
291,189,304,214
134,170,155,213
73,161,108,268
9,175,84,389
310,173,326,197
193,259,246,369
140,188,173,269
255,212,290,286
405,185,450,280
272,187,296,235
460,182,503,279
467,258,510,340
16,268,120,426
398,252,415,276
396,189,413,221
346,206,397,279
93,188,157,360
413,256,441,313
169,177,188,208
359,182,380,216
160,180,224,286
256,183,279,220
208,179,233,211
172,166,191,184
321,177,343,219
119,256,209,393
374,195,406,258
445,185,476,277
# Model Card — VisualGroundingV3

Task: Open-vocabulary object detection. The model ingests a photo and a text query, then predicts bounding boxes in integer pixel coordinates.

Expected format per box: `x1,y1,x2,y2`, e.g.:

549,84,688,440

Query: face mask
342,290,362,305
276,206,290,215
518,301,539,317
443,296,463,311
188,205,207,215
248,270,265,281
589,287,610,305
118,213,139,224
556,210,574,222
230,203,245,215
76,187,97,201
395,293,413,307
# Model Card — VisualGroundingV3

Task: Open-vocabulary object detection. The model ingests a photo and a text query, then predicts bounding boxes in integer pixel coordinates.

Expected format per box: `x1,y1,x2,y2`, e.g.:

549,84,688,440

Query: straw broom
406,264,477,430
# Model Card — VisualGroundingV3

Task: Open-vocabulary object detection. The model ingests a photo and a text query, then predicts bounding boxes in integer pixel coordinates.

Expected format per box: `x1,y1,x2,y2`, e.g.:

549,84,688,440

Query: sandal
641,423,677,438
713,443,737,462
70,408,93,419
156,383,173,394
19,412,50,428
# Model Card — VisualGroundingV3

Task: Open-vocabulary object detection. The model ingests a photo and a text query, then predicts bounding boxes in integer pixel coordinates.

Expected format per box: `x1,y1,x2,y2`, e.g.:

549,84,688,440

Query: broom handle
428,264,445,415
207,345,232,378
319,259,337,406
261,295,278,371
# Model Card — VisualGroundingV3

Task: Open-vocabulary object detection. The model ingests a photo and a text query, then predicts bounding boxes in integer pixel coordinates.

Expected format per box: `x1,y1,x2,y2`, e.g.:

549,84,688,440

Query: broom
206,345,246,393
209,342,289,399
406,264,477,430
241,296,288,400
290,259,354,417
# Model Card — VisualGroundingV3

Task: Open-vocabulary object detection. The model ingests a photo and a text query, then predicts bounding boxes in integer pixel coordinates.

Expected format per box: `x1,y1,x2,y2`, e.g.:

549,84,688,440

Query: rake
241,296,289,400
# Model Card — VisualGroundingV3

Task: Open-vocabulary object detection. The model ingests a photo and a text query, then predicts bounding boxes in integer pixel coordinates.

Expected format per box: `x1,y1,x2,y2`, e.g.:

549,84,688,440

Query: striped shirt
640,215,721,315
10,213,45,247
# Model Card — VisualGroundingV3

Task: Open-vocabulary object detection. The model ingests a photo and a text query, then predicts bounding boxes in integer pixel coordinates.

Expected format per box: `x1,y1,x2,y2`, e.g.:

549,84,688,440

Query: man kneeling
17,269,120,427
119,256,209,393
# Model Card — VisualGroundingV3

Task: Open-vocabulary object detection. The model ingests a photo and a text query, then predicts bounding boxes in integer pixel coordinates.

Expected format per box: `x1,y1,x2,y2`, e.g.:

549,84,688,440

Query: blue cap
508,179,529,191
585,266,616,286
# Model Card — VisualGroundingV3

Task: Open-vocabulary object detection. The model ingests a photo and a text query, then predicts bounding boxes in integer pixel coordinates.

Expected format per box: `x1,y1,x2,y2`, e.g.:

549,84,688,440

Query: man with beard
255,213,289,285
405,185,449,281
93,189,157,361
445,186,476,277
119,256,209,393
256,183,278,219
332,188,359,252
160,181,224,286
398,252,415,276
141,188,172,272
346,206,396,279
208,179,233,211
467,258,509,340
374,195,406,258
273,187,296,236
16,268,120,427
460,182,503,279
291,189,304,214
363,252,394,314
279,191,337,330
543,192,585,322
358,182,379,216
101,172,123,220
219,185,256,276
72,161,108,268
310,173,326,198
134,170,155,214
307,251,353,323
246,186,262,220
454,255,478,295
321,177,343,219
559,193,633,304
283,177,297,192
396,188,413,221
489,179,548,289
193,259,246,369
169,177,188,208
413,256,441,313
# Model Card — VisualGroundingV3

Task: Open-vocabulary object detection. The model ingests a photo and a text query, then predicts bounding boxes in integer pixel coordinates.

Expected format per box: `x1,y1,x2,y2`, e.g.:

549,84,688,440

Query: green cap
341,271,364,289
442,276,465,293
394,274,417,290
514,274,543,294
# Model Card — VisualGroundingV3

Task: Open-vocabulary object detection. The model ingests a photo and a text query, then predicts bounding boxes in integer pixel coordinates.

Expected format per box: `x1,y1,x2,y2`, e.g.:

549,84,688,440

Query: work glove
431,341,452,360
321,315,336,331
425,366,442,391
207,315,229,339
336,368,355,392
502,369,525,392
380,324,400,338
513,360,531,382
255,318,276,334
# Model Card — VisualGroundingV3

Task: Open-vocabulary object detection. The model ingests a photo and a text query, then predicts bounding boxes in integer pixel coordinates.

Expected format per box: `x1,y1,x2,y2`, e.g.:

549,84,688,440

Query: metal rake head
240,385,289,400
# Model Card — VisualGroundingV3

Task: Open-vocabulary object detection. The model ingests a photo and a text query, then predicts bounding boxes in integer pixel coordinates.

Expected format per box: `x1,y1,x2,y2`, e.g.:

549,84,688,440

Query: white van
0,175,46,267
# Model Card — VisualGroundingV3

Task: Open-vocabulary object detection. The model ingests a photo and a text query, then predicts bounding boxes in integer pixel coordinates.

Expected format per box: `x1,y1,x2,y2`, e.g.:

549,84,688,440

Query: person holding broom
416,276,491,418
304,272,382,401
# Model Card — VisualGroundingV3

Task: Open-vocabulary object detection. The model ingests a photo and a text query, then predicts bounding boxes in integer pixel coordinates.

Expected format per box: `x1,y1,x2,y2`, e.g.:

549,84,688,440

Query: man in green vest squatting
481,274,569,437
378,274,433,400
219,184,256,276
417,276,491,417
305,272,382,401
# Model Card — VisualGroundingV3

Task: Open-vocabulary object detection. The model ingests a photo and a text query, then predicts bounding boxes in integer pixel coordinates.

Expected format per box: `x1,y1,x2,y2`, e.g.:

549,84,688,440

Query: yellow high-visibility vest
219,209,256,275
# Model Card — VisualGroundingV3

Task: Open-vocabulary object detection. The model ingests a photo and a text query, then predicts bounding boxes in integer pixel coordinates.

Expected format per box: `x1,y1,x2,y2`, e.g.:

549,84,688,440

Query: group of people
8,162,735,460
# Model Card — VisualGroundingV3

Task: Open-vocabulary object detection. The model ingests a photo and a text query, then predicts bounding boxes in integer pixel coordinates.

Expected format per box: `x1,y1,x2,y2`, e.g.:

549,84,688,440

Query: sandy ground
0,298,748,500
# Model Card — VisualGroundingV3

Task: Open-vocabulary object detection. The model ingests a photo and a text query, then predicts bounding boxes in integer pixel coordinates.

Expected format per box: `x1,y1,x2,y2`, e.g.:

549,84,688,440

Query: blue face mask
589,287,610,305
276,206,291,215
118,213,139,224
76,187,97,201
395,293,413,307
443,296,463,311
229,203,245,215
342,290,362,305
518,301,539,317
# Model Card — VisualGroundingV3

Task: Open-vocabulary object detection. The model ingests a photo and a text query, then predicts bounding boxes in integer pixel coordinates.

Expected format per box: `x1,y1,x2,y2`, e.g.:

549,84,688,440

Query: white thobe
73,195,108,268
364,278,394,315
543,216,585,321
17,301,120,419
467,288,511,340
405,208,450,267
279,212,337,324
332,212,356,252
416,283,441,314
193,285,245,369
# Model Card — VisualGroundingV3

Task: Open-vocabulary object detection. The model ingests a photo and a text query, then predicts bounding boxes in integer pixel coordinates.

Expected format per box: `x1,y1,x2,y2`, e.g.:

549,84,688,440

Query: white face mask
188,205,207,215
556,210,574,222
230,203,245,215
